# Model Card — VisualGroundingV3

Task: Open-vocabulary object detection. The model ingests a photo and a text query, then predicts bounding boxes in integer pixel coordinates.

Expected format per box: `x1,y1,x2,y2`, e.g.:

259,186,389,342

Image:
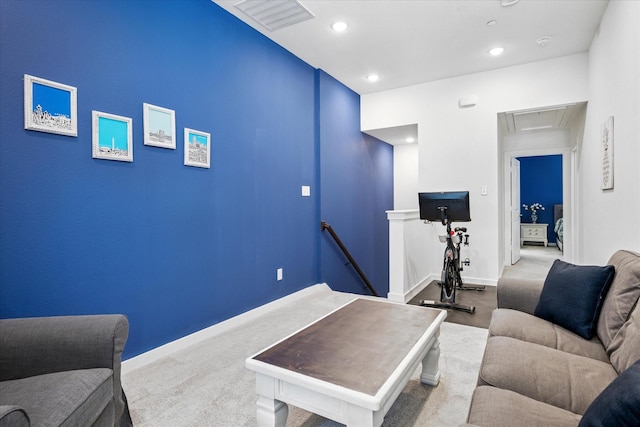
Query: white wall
363,54,589,283
387,210,440,302
503,129,572,152
394,144,419,210
580,0,640,263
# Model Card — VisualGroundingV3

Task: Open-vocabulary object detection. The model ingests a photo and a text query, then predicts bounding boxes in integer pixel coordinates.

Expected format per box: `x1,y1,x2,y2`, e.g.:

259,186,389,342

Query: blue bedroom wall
518,155,563,244
0,0,393,358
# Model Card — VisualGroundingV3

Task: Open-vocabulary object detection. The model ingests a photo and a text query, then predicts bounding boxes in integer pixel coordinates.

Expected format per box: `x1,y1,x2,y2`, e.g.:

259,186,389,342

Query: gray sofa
0,314,132,427
467,250,640,426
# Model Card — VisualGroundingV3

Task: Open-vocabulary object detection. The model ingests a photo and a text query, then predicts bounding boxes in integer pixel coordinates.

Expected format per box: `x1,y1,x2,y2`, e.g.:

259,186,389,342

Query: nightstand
520,223,548,247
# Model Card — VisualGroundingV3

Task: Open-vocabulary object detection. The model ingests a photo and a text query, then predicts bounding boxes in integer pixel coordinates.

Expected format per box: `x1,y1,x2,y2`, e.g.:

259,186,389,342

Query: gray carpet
502,245,560,280
122,286,488,426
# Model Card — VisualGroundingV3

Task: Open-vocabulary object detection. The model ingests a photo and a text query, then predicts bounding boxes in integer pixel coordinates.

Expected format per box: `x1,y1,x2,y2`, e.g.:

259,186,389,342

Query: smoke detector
537,36,552,47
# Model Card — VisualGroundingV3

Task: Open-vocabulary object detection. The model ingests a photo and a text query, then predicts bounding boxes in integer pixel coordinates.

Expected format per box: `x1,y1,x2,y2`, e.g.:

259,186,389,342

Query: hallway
501,245,563,280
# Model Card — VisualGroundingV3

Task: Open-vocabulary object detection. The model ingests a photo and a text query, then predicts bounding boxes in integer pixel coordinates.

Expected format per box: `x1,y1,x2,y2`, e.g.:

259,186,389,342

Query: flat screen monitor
418,191,471,223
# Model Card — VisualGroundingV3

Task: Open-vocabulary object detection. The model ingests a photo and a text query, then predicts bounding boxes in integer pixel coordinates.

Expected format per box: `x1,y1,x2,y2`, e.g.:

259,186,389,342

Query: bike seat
455,227,467,232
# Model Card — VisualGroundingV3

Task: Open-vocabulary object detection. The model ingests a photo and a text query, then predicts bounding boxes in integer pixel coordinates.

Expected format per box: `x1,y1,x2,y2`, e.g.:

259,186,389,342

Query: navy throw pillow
534,259,615,339
578,359,640,427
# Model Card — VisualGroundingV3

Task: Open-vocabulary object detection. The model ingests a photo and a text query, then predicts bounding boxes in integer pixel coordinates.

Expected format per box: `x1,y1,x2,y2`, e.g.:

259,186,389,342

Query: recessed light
366,74,379,82
489,47,504,56
331,22,348,32
487,20,497,26
501,0,520,6
405,137,415,143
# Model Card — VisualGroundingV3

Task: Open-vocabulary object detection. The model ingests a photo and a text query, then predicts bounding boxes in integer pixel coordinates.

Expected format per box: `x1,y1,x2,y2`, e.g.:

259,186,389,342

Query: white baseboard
122,283,332,374
461,276,498,287
388,274,436,303
388,274,496,304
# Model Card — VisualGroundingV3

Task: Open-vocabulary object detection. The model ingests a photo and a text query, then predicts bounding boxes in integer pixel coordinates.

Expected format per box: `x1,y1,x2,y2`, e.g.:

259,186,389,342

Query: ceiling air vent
234,0,314,31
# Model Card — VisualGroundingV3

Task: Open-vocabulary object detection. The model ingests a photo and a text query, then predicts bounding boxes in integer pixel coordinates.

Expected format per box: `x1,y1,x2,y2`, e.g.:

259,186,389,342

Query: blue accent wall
0,0,393,358
318,71,393,297
518,155,563,243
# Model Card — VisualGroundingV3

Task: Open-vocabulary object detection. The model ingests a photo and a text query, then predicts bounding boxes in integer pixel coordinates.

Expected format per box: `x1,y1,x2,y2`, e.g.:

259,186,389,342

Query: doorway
504,148,572,267
498,102,585,272
509,154,565,275
518,154,563,252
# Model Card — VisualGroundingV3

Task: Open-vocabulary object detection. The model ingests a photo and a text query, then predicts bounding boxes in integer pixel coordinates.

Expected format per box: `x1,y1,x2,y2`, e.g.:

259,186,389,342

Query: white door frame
510,157,521,265
502,147,575,267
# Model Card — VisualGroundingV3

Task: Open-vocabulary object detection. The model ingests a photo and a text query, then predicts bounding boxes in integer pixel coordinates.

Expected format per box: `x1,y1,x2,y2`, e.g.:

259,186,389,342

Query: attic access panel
505,104,577,133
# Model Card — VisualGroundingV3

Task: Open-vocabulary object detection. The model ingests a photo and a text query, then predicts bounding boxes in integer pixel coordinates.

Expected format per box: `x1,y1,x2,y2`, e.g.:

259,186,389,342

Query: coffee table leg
256,396,288,427
420,331,441,386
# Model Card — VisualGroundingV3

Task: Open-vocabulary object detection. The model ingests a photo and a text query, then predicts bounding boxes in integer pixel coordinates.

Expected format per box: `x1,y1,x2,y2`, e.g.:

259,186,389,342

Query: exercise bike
448,228,485,293
417,191,484,313
419,216,476,313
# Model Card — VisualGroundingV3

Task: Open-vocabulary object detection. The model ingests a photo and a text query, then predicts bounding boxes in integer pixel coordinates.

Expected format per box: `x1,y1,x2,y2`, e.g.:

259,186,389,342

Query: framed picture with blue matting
24,74,77,137
92,111,133,162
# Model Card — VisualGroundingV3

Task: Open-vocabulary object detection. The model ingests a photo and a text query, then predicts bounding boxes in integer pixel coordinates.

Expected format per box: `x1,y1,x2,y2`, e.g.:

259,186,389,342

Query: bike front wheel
440,258,457,303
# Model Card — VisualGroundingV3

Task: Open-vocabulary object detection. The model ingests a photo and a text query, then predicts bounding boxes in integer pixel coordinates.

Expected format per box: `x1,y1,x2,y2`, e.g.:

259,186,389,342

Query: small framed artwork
184,128,210,169
143,103,176,149
24,74,77,136
92,111,133,162
601,116,614,190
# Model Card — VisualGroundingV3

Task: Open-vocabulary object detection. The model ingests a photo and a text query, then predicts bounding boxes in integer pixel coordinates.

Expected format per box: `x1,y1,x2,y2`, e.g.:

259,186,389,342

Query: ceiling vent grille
234,0,314,31
504,104,576,133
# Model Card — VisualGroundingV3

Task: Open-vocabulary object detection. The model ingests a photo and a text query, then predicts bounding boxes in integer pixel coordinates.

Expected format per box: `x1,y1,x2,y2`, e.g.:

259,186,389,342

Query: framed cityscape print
143,103,176,149
184,128,210,168
24,74,77,137
601,116,614,190
92,111,133,162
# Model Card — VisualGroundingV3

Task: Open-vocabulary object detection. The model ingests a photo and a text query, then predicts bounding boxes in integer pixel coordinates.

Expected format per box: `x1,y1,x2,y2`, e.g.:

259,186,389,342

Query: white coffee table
246,298,446,427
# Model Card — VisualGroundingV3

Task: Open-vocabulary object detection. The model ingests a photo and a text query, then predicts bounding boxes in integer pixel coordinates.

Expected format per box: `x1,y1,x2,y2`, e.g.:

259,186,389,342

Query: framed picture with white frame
143,103,176,149
92,111,133,162
601,116,614,190
184,128,210,168
24,74,78,137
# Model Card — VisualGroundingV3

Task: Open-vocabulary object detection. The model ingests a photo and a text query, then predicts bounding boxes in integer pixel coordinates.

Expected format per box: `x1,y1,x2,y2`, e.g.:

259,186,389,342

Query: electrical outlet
277,268,283,281
301,186,311,197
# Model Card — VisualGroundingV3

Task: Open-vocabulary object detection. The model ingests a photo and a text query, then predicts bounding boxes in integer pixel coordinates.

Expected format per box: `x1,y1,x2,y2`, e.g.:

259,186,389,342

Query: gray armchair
0,314,132,426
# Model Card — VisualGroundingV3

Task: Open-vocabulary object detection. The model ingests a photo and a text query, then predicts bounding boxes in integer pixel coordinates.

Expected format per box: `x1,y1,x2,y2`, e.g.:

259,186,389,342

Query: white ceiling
212,0,608,96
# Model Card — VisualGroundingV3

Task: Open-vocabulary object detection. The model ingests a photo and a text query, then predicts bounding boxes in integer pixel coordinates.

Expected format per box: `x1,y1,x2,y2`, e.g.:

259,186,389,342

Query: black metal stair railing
321,221,379,297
